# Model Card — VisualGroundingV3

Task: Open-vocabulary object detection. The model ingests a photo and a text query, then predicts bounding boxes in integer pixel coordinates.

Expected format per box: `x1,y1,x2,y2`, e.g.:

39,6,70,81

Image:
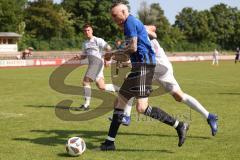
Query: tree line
0,0,239,52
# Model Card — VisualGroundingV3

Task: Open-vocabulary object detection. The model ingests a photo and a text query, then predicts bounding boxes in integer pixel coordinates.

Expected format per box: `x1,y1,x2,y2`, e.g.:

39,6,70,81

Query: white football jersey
150,39,172,71
82,36,108,59
213,50,219,57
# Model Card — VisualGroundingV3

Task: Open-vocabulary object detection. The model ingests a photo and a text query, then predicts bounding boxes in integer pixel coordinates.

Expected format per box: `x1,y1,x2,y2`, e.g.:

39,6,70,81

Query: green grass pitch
0,61,240,160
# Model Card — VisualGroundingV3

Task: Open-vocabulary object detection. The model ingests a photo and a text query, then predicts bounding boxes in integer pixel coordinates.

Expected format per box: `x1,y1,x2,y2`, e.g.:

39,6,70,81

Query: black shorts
119,64,156,100
235,54,239,60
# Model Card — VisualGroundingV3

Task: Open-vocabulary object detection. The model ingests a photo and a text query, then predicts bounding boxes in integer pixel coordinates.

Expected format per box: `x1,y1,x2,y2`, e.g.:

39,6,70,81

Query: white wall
0,44,18,52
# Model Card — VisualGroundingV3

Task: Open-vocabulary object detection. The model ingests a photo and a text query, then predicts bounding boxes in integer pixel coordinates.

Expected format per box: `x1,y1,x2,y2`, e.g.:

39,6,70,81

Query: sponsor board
168,55,235,62
0,55,235,68
0,58,81,68
34,59,63,66
33,59,82,66
0,60,26,67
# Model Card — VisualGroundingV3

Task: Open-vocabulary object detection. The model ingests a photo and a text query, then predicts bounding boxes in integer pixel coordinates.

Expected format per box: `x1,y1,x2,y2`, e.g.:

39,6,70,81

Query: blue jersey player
100,3,189,151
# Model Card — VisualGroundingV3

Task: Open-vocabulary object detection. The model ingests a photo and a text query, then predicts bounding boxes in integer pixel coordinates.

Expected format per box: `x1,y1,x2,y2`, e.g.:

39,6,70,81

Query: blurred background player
115,25,218,137
212,49,219,65
74,24,119,111
21,47,33,59
235,47,240,63
115,39,124,49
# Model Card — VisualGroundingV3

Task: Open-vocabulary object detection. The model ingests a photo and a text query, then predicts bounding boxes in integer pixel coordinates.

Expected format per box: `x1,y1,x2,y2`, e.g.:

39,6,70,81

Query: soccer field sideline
0,61,240,159
0,54,235,68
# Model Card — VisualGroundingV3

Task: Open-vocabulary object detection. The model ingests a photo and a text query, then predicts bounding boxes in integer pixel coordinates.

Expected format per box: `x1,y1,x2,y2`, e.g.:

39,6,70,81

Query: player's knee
83,76,93,84
136,106,145,113
83,81,90,86
172,93,183,102
100,87,105,91
136,104,147,113
135,98,148,113
97,85,105,91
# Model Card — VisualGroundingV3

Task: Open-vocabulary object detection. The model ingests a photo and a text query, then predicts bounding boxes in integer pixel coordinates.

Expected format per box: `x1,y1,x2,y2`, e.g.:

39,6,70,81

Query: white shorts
84,55,104,81
153,63,181,94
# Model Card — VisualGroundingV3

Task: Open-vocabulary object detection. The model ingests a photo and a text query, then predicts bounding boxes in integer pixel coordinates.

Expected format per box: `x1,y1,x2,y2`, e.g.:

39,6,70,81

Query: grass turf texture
0,61,239,160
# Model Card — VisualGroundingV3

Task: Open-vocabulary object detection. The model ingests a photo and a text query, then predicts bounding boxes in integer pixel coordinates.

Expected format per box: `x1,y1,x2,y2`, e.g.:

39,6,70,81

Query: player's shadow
24,104,101,111
13,129,209,153
24,104,88,110
57,148,174,157
24,104,56,108
218,92,240,95
115,148,175,153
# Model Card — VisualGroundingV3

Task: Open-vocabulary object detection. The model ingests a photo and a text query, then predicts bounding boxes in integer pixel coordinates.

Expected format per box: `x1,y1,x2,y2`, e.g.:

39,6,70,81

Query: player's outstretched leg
143,105,189,147
176,92,218,136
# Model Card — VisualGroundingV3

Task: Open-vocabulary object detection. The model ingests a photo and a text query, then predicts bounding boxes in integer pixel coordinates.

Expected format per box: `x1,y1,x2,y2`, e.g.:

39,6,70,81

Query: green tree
138,2,185,51
25,0,74,39
174,8,198,42
62,0,129,42
62,0,97,33
210,3,237,49
91,0,123,41
0,0,27,32
138,2,171,37
138,2,151,24
174,7,218,51
193,10,215,42
57,7,75,38
138,2,171,40
233,11,240,48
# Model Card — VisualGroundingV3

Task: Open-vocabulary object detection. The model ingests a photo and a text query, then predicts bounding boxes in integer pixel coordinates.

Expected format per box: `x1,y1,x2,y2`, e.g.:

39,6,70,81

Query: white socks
122,94,210,120
182,94,209,119
105,84,120,92
83,85,91,107
124,97,134,116
83,84,119,107
173,120,179,128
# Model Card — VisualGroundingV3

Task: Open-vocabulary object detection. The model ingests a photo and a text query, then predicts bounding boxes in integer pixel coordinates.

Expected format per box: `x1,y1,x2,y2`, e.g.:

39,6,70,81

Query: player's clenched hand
73,55,81,60
104,52,113,61
112,50,129,62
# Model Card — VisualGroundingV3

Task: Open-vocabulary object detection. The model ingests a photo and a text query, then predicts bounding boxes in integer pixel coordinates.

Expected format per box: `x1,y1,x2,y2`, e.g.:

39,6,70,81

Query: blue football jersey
124,15,156,65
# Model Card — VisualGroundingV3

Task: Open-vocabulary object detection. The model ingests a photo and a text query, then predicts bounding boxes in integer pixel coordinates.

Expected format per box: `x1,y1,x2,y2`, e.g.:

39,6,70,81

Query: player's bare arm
73,54,87,60
105,44,112,52
108,37,137,62
145,25,157,39
104,44,113,61
123,37,137,55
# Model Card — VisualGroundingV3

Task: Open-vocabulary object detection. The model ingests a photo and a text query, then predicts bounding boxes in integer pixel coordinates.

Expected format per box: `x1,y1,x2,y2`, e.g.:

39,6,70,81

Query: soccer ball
66,137,86,156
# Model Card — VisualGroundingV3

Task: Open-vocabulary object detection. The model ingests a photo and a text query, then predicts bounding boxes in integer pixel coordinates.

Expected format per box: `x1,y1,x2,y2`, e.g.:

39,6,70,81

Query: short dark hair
111,3,121,10
111,1,130,10
82,23,92,30
110,2,130,12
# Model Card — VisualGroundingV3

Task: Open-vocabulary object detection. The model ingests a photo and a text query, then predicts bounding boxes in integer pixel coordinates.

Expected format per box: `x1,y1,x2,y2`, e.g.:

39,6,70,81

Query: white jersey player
118,25,218,136
212,49,219,65
75,24,119,110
